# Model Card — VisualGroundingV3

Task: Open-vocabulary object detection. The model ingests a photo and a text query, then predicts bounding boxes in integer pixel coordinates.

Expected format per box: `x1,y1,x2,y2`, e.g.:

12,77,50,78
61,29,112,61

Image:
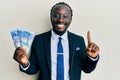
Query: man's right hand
13,46,29,68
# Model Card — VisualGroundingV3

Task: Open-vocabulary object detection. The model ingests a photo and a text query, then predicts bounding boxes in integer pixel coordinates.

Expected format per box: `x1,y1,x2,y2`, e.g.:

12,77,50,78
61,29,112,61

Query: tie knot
59,37,62,41
57,37,63,53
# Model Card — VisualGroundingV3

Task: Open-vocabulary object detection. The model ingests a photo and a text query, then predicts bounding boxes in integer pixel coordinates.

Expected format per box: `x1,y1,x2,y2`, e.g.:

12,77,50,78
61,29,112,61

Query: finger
90,43,100,53
94,47,99,53
13,48,27,60
18,53,27,59
15,52,27,62
91,43,96,51
89,43,96,52
18,46,26,51
16,47,26,53
17,49,26,54
87,31,92,44
94,45,100,52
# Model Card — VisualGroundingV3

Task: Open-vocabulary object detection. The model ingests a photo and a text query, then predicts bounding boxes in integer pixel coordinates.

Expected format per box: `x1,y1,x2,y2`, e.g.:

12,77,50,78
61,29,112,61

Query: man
13,2,100,80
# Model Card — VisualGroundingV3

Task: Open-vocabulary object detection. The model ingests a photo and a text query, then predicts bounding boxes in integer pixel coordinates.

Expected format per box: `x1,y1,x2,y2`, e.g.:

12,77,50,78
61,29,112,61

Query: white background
0,0,120,80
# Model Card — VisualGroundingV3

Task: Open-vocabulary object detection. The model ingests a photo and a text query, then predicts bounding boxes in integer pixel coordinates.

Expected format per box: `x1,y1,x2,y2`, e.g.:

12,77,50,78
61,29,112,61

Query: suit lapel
68,32,75,77
45,30,51,76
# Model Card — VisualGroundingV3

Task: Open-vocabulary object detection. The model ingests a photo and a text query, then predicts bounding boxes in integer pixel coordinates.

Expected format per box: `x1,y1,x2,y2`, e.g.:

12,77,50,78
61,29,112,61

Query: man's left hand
86,31,100,58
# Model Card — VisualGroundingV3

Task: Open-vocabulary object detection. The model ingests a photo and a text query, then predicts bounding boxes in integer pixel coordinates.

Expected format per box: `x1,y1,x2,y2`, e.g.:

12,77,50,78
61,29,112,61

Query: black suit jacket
20,30,99,80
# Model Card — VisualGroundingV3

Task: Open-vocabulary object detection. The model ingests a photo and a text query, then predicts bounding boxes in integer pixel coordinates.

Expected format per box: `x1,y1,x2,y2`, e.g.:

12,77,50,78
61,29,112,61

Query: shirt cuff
20,62,30,71
88,56,99,61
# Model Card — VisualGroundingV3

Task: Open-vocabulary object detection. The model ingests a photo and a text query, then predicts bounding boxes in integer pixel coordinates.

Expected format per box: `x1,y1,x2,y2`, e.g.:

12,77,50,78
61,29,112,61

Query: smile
56,23,65,29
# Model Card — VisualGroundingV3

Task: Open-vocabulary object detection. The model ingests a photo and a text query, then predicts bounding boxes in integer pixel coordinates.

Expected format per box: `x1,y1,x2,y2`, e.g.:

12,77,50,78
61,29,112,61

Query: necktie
57,37,64,80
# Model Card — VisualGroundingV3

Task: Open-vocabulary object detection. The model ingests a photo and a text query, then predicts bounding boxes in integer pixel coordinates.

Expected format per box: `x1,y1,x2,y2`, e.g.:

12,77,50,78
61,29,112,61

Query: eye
53,14,60,18
63,15,69,18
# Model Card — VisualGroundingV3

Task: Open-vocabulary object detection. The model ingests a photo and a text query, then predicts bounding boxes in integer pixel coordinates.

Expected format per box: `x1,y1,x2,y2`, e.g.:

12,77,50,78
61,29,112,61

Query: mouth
55,23,65,31
57,23,64,28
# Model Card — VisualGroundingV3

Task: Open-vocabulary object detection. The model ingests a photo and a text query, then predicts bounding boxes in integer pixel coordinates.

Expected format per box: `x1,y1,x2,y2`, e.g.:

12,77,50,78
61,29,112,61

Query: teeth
57,24,64,27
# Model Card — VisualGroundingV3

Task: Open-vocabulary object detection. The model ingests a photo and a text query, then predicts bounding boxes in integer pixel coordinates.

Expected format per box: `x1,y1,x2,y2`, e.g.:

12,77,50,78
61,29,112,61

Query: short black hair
50,2,73,17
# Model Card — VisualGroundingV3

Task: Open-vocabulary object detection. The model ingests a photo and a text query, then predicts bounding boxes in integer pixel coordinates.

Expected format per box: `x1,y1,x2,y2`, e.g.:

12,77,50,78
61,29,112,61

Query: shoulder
34,30,51,39
68,31,86,49
68,31,84,40
32,30,51,44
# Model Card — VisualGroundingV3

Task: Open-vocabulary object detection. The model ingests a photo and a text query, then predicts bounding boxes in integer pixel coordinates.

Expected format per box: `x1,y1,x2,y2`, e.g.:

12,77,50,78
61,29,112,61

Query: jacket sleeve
81,37,99,73
20,36,39,75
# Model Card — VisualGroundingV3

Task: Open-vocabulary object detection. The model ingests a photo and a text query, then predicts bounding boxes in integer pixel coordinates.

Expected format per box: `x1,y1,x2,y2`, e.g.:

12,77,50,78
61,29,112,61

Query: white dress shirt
51,30,69,80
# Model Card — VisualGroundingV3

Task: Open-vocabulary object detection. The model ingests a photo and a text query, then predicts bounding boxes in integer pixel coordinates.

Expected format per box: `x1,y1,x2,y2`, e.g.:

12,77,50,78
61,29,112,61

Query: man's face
51,5,72,35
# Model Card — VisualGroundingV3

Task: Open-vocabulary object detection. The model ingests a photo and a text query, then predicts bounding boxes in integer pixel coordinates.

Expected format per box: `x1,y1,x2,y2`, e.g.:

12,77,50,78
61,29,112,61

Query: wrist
22,62,29,68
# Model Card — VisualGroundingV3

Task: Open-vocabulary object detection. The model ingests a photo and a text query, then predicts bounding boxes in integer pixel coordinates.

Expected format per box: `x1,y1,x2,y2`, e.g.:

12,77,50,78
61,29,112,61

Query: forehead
52,5,71,14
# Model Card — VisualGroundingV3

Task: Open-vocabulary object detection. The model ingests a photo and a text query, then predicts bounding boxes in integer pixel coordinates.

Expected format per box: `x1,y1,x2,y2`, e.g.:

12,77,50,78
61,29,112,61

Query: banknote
10,29,35,53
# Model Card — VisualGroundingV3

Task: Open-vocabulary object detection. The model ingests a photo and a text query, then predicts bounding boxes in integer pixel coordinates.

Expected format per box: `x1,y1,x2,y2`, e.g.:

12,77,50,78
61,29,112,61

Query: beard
52,23,69,36
53,27,67,36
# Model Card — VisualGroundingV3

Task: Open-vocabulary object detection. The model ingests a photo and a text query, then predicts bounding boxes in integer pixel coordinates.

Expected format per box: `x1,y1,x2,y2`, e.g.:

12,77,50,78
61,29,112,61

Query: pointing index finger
87,31,92,44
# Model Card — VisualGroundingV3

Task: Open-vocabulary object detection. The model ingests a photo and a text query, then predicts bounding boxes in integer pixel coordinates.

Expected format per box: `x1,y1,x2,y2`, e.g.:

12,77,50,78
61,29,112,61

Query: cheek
65,18,72,23
65,20,71,25
52,18,57,23
68,20,72,25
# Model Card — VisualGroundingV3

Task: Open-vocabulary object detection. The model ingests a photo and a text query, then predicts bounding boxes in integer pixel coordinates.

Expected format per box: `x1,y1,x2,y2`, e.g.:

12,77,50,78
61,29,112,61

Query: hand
86,31,100,58
13,46,29,67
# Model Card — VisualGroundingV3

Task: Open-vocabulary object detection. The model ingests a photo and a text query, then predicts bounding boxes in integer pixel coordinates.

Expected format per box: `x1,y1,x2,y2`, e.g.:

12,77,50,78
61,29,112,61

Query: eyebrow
53,13,71,15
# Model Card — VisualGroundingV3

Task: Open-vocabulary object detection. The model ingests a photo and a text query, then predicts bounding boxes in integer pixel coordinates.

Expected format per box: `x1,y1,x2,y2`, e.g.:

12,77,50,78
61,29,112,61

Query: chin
53,29,66,35
57,29,65,32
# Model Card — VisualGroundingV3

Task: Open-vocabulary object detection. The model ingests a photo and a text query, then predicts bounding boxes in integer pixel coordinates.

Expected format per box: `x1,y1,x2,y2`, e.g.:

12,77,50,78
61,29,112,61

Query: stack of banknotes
10,29,35,53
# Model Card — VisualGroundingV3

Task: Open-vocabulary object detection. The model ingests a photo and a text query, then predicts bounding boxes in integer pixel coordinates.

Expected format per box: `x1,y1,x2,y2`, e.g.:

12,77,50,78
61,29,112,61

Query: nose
58,17,63,23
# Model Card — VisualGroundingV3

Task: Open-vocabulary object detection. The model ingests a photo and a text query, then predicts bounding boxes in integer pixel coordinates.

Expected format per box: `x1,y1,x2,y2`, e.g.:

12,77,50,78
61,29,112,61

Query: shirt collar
51,30,68,41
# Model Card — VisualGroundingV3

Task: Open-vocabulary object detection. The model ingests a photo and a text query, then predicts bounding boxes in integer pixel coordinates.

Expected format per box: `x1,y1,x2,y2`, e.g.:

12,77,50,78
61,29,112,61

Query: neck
53,29,66,36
